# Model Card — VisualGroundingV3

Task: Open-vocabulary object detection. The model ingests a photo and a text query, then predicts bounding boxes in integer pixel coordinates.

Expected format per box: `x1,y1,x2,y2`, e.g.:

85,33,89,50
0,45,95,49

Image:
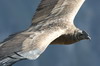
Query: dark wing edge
0,0,85,66
32,0,85,23
32,0,59,23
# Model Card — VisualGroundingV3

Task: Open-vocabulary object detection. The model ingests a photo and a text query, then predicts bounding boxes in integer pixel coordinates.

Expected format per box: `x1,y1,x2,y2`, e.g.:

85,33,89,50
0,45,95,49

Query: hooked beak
86,36,91,40
82,30,91,40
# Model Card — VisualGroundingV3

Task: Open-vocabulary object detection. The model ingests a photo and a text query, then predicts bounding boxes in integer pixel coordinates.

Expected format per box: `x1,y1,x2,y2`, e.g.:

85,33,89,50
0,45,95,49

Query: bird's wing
19,27,66,60
32,0,85,23
0,0,85,65
19,0,85,60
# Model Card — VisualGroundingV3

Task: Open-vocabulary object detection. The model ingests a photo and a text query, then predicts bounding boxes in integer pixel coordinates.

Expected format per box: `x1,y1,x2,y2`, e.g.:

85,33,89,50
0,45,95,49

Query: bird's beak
82,30,91,40
86,36,91,40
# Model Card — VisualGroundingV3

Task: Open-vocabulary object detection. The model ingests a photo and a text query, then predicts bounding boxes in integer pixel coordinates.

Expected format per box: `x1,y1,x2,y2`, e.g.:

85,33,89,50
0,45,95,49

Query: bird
0,0,90,66
19,0,90,59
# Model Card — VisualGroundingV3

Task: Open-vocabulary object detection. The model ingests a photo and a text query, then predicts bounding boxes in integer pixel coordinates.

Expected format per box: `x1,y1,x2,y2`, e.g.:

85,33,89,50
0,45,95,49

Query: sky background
0,0,100,66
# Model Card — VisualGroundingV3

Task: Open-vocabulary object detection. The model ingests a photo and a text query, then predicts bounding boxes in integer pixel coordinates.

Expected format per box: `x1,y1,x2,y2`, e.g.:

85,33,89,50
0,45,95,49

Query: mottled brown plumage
30,0,90,46
0,0,90,66
19,0,90,60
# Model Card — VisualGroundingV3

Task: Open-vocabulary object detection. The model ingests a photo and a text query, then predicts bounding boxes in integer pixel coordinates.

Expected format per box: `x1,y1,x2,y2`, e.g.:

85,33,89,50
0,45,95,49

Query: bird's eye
79,33,83,36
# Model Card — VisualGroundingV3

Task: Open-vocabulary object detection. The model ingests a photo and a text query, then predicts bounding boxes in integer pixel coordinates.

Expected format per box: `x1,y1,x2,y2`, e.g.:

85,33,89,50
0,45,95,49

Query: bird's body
0,0,90,66
18,0,90,60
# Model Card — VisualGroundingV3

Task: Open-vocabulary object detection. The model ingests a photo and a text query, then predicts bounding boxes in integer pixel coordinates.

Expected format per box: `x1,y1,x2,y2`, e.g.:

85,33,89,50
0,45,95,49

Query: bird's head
74,30,91,41
50,30,91,45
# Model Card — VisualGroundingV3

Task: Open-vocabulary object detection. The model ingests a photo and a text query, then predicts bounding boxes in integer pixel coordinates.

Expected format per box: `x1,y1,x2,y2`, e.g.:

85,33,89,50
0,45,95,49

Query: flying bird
0,0,90,66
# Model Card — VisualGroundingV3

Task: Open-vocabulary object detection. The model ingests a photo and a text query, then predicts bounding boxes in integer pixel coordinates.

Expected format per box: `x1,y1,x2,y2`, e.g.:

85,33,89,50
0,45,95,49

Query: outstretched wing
0,0,85,66
21,0,85,59
32,0,85,23
19,27,66,60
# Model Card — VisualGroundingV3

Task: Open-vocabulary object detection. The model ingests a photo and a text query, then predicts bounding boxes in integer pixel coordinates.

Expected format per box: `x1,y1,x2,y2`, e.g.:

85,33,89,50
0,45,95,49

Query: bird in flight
0,0,90,66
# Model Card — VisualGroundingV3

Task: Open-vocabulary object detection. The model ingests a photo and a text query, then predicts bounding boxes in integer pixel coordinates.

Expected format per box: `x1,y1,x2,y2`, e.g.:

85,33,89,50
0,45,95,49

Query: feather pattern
0,0,86,66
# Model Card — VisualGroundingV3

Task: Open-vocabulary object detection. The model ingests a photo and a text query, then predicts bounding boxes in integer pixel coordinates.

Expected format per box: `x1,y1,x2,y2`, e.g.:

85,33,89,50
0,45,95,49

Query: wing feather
0,0,85,65
19,28,65,60
32,0,85,23
10,0,85,60
32,0,59,23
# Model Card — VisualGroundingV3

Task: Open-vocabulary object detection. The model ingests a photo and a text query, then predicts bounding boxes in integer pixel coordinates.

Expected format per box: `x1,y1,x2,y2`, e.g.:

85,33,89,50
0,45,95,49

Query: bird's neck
50,24,79,45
